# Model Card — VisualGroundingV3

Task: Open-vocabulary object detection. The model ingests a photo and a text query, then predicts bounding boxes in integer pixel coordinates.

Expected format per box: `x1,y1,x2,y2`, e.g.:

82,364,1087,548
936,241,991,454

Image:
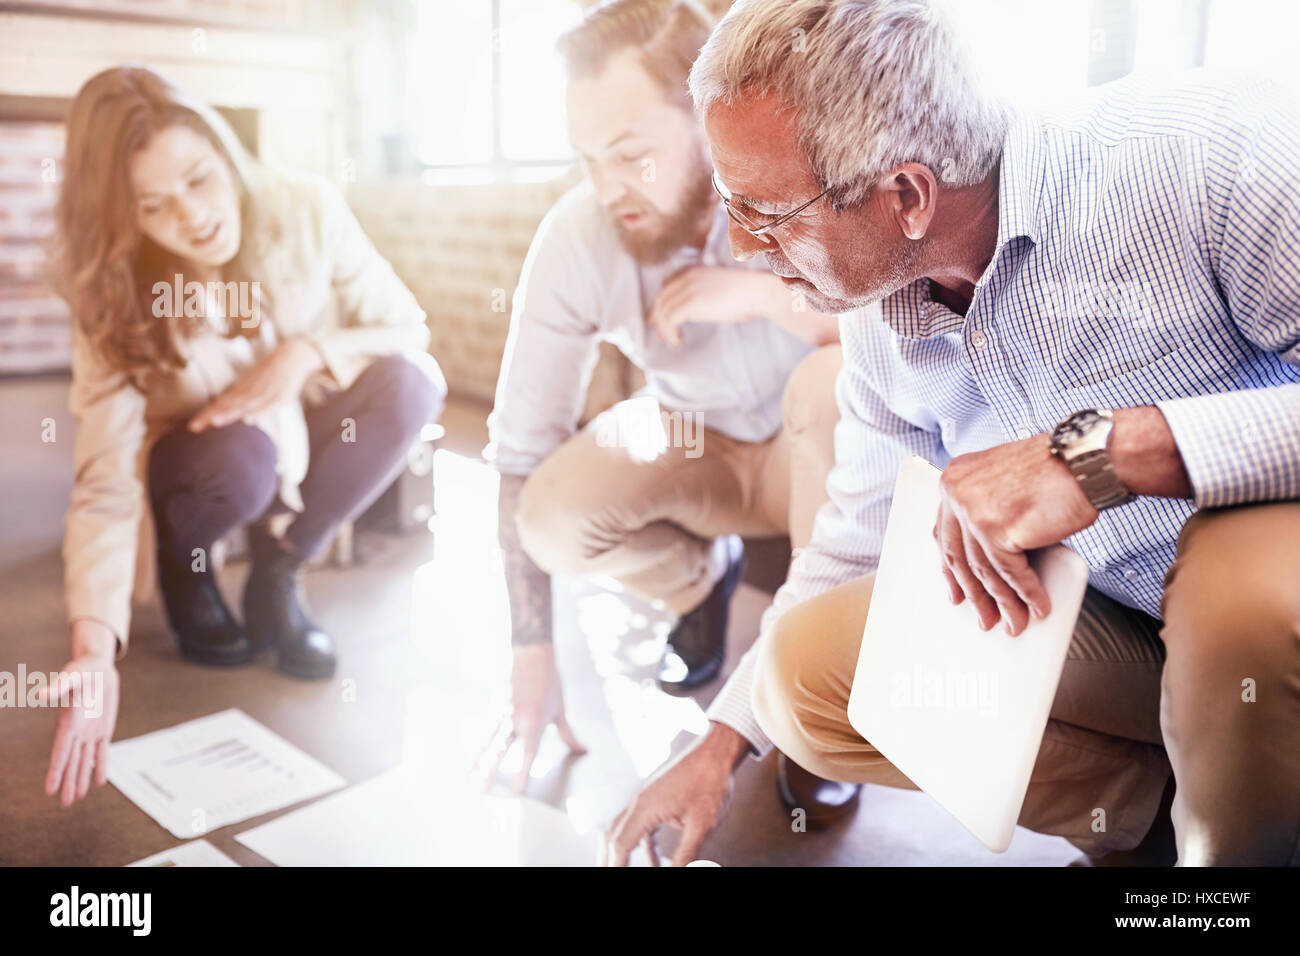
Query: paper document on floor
127,839,239,867
236,764,597,866
108,708,345,839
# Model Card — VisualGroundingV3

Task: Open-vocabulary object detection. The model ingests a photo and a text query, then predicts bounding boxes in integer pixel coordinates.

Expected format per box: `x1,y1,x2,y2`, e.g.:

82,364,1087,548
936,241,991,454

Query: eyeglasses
711,170,829,244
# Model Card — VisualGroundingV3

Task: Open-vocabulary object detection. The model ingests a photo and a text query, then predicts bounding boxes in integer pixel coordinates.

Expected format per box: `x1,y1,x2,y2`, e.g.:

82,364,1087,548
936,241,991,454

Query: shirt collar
880,110,1044,339
996,110,1044,249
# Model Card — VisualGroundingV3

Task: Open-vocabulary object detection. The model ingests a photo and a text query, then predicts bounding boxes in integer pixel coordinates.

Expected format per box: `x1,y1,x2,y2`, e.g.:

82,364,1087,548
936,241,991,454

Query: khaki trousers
753,501,1300,865
516,346,842,614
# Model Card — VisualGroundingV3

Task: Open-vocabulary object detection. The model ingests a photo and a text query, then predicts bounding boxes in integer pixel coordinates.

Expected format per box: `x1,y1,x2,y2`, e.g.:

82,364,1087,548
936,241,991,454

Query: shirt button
970,330,988,349
1123,567,1141,582
1015,424,1033,440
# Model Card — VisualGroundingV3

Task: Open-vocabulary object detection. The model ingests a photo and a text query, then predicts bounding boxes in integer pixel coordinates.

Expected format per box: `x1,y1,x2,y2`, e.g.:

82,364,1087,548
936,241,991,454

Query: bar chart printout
108,709,345,838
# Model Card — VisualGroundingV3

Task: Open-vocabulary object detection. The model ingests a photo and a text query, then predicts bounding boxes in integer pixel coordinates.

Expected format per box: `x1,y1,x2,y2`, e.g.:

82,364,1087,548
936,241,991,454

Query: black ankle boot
243,528,336,680
156,538,255,667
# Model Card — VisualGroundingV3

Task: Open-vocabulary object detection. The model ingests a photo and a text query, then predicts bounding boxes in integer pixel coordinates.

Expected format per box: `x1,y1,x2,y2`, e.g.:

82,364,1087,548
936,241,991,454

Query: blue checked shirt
710,69,1300,755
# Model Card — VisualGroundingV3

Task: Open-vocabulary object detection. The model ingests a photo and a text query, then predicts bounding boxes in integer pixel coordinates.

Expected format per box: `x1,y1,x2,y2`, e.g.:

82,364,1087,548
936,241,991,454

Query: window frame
417,0,576,179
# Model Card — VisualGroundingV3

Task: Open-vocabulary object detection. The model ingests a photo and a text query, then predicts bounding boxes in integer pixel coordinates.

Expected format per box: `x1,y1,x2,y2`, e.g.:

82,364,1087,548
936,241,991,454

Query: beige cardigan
63,171,431,657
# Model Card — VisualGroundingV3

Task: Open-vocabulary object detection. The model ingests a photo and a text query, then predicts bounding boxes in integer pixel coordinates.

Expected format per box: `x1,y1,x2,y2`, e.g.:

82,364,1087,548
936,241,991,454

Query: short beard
771,237,925,314
612,160,715,265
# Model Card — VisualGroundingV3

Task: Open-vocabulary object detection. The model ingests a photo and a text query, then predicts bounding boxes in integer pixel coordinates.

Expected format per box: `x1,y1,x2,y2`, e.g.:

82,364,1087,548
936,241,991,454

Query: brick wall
349,176,641,415
11,0,317,29
0,0,340,375
0,121,69,374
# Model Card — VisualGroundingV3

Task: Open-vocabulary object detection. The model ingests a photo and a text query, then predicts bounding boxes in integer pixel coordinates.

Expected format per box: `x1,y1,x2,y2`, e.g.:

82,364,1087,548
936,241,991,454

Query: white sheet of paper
108,709,345,839
846,456,1090,852
236,764,597,866
127,839,239,867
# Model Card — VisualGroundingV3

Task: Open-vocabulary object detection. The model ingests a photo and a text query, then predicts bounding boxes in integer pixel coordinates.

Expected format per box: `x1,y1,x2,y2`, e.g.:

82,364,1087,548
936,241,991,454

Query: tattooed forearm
497,474,553,645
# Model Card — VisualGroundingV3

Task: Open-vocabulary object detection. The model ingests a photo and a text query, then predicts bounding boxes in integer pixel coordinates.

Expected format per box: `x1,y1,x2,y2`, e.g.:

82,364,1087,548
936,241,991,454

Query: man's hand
647,267,772,346
600,721,749,867
935,435,1099,635
44,619,121,807
473,643,586,794
188,338,324,432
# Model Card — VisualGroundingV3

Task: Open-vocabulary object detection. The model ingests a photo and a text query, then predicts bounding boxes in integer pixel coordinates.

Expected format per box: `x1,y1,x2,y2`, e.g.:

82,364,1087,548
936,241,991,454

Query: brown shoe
777,752,862,827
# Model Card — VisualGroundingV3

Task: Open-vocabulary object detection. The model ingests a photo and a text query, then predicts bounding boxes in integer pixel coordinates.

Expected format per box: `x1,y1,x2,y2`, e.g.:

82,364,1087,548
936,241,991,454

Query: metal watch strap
1066,447,1131,509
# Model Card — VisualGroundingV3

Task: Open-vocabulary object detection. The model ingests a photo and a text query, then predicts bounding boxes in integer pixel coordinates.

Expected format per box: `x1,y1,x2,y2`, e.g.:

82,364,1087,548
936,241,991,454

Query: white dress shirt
487,183,814,476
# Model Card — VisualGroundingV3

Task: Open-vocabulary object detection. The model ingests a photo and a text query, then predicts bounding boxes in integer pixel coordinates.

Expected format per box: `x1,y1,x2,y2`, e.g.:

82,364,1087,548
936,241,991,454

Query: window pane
1130,0,1203,74
412,0,495,166
940,0,1092,108
499,0,583,162
1204,0,1300,93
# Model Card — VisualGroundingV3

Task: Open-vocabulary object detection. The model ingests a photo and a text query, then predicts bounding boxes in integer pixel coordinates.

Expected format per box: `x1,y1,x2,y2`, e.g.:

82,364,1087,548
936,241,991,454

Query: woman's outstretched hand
44,619,121,807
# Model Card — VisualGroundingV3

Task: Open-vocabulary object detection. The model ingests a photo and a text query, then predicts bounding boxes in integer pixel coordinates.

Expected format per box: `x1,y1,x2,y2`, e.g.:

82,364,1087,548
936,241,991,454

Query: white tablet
846,456,1090,852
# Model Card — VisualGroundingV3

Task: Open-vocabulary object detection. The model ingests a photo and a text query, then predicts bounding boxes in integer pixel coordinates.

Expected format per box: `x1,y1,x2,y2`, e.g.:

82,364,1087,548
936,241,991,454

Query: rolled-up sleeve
486,195,603,477
1155,81,1300,508
63,325,147,658
707,308,943,756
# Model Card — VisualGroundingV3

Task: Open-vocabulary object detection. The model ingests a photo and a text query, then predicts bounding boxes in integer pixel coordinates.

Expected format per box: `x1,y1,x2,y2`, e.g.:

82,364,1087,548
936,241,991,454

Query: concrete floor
0,373,1078,866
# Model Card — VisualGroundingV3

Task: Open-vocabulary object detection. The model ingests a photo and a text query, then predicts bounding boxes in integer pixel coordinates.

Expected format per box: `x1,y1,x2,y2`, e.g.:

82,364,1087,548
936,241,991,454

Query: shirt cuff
1155,383,1300,508
307,329,363,387
66,612,128,663
705,648,773,759
307,324,432,391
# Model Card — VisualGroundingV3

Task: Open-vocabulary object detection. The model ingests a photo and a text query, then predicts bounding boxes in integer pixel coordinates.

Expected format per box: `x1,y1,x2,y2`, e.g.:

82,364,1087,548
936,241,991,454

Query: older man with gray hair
602,0,1300,866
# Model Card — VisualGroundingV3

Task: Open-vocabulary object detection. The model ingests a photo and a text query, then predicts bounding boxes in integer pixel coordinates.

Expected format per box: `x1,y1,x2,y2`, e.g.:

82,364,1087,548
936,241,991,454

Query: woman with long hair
44,65,446,805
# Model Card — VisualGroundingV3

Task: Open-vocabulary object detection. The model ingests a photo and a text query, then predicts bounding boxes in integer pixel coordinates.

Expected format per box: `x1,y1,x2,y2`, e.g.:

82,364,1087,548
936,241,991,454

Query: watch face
1053,409,1103,445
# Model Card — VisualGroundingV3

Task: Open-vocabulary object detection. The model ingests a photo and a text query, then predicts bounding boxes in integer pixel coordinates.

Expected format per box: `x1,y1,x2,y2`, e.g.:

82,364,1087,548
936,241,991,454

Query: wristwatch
1048,408,1132,510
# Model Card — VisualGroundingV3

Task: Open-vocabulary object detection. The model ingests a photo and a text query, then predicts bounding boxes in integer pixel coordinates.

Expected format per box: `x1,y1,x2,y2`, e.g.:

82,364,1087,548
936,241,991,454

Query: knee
148,423,278,533
752,601,831,755
514,466,590,576
753,612,859,782
366,353,448,434
781,344,842,437
149,422,276,501
1160,507,1300,740
1162,506,1300,659
752,614,801,741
